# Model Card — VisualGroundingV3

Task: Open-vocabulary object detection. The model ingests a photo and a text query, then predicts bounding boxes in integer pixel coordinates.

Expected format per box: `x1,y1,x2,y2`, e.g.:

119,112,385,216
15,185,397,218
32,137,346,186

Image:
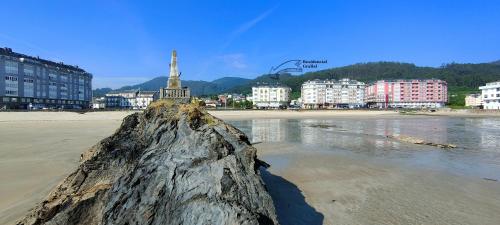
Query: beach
1,110,500,225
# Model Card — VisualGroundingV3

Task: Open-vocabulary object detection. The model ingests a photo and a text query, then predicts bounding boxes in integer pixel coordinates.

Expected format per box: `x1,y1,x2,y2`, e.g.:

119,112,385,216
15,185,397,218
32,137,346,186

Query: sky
1,0,499,89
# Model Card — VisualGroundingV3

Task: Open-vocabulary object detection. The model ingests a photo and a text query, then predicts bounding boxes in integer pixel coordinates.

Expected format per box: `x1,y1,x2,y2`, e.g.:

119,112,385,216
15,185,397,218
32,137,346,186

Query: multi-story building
136,91,158,109
252,84,291,109
301,78,365,108
0,47,92,109
92,97,106,109
465,93,483,108
104,89,158,109
479,81,500,109
365,79,447,108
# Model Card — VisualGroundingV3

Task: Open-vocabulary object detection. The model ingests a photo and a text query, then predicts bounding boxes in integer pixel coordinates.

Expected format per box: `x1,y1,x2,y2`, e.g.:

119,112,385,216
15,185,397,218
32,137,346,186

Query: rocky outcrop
18,101,278,225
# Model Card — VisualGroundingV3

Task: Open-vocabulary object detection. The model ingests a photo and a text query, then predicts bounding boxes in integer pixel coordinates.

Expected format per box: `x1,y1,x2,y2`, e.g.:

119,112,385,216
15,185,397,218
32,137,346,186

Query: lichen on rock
18,102,278,225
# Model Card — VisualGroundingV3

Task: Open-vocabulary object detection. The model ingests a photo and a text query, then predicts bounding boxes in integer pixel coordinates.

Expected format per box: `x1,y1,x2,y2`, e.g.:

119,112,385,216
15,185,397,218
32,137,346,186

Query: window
49,82,58,99
24,78,35,97
5,60,18,74
5,76,18,81
4,75,19,96
24,64,34,76
37,68,45,78
79,85,84,100
23,78,34,83
61,74,68,82
6,90,18,95
49,72,58,81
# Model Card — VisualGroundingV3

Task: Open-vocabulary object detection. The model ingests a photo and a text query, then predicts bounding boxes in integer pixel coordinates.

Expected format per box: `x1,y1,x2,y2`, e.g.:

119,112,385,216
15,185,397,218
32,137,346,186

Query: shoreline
1,109,499,123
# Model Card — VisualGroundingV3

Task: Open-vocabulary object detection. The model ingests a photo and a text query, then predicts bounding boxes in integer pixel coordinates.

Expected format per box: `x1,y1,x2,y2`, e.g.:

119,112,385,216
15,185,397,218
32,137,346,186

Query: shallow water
229,117,500,180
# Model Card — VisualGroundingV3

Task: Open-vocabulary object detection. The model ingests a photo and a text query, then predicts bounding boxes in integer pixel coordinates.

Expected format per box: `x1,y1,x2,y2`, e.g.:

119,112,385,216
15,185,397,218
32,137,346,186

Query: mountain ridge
93,77,251,97
93,61,500,105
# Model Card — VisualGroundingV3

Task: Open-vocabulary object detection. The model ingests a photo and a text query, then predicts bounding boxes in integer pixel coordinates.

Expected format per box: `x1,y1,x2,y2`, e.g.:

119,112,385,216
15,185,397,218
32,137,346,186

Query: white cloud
218,53,248,69
222,6,278,50
232,7,275,36
194,6,277,78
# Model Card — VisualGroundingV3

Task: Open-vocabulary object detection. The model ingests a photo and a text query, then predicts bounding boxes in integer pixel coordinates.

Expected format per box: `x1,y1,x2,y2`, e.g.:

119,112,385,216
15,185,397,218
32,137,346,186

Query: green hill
93,61,500,106
94,77,251,97
227,62,500,106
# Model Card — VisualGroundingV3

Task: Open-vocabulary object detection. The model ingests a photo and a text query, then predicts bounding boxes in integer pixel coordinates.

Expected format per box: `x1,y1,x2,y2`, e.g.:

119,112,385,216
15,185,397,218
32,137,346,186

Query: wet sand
258,143,500,225
1,111,500,225
210,110,401,120
209,109,500,120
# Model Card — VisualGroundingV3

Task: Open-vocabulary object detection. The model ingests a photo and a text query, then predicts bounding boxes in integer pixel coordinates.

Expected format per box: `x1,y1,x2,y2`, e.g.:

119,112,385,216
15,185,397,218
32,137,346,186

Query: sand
0,112,130,224
1,111,500,225
259,143,500,225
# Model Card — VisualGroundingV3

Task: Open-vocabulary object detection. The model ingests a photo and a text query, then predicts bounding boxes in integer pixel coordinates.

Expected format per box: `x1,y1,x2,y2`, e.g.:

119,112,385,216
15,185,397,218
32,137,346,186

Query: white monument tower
167,50,181,89
160,50,190,101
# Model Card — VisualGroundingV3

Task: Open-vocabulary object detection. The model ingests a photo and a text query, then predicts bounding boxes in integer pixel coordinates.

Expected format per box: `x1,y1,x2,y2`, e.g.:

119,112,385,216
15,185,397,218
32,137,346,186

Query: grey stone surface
17,103,278,225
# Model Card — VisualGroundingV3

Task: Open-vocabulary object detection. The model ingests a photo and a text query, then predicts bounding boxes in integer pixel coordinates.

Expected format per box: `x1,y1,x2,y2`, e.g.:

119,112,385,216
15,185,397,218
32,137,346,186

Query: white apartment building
464,93,483,108
135,91,157,109
92,97,106,109
252,84,291,109
104,90,158,109
479,81,500,109
301,78,365,108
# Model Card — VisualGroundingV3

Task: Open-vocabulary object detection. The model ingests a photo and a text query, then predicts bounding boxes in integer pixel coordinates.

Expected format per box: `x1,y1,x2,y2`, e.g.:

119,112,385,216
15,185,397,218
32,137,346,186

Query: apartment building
465,93,483,108
0,47,92,109
104,90,158,109
365,79,447,108
301,78,365,108
479,81,500,109
252,84,291,109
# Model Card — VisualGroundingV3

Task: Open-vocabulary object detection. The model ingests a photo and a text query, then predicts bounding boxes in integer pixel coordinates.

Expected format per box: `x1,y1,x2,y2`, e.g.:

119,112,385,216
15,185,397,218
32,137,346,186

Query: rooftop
304,78,365,85
0,47,91,76
366,78,447,85
479,81,500,88
252,83,290,88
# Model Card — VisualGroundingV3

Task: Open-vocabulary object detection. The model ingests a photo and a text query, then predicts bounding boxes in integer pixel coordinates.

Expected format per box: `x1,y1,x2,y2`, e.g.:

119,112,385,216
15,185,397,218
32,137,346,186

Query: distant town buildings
1,47,92,109
203,99,220,108
159,50,190,101
252,84,291,109
99,90,158,109
92,97,106,109
479,81,500,109
465,93,483,108
301,78,365,109
365,79,448,108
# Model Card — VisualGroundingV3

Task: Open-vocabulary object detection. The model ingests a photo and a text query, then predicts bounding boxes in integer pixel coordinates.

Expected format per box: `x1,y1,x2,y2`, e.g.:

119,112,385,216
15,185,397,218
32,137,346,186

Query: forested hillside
93,77,251,97
227,62,500,106
93,61,500,106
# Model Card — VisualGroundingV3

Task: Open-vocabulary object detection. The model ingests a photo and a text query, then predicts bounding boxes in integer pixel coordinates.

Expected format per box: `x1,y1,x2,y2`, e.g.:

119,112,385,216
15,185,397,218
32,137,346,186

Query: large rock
18,101,278,225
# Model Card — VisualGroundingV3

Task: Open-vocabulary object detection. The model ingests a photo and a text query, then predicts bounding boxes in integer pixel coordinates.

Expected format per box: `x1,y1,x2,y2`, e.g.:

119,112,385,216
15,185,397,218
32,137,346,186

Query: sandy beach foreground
1,111,500,225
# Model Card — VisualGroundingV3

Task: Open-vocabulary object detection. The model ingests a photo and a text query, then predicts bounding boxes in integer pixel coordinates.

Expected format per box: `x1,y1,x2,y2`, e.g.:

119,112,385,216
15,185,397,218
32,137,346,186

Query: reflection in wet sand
229,117,500,180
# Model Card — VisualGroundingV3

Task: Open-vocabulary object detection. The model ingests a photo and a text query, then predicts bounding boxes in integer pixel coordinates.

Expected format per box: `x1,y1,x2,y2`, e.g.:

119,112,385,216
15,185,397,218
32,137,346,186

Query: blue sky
1,0,499,88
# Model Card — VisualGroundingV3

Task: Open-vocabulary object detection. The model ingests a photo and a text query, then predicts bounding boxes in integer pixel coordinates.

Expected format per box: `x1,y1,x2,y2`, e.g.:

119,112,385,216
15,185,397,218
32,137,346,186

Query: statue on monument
159,50,190,101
